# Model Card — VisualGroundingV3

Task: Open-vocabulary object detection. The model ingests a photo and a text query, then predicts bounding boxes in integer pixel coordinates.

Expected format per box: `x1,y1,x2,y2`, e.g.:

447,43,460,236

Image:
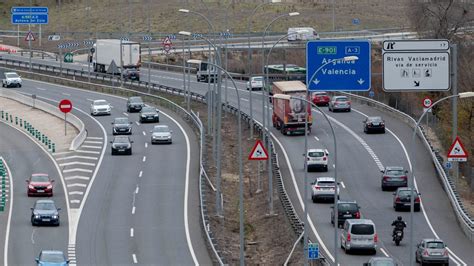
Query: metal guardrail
341,92,474,242
0,86,86,151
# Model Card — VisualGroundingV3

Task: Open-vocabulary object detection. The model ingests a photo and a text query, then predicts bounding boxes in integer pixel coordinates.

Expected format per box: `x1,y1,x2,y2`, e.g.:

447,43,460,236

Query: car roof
386,166,404,170
308,148,325,153
316,177,335,182
337,200,357,204
93,99,107,103
368,116,383,120
154,125,169,129
346,218,374,225
41,250,64,255
36,199,55,204
32,173,49,176
114,117,129,121
423,238,444,243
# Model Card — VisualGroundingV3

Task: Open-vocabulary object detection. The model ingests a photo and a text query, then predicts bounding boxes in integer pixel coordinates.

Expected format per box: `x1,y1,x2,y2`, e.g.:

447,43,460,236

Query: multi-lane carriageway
1,52,473,265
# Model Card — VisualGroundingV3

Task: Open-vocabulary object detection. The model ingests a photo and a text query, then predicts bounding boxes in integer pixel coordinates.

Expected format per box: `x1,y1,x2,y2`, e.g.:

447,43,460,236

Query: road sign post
306,40,371,91
382,40,450,91
59,99,72,136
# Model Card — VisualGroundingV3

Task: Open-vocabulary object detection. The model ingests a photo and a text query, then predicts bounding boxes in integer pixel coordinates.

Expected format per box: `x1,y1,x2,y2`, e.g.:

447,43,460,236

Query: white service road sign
383,52,450,91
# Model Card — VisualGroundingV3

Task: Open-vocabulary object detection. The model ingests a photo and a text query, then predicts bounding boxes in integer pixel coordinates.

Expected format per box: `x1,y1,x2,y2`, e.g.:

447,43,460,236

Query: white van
287,27,320,41
341,219,377,254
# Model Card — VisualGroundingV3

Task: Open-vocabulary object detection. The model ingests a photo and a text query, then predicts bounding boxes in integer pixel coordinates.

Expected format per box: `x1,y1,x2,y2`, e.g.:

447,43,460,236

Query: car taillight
355,211,360,219
383,176,389,180
348,101,351,104
347,233,351,242
401,176,408,180
366,122,371,125
314,186,321,190
395,197,401,203
443,250,449,256
423,250,429,256
415,197,420,203
307,157,310,161
374,233,378,242
322,156,327,161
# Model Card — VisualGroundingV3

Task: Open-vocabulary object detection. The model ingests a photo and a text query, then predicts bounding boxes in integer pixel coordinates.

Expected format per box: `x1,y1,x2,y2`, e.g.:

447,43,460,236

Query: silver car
2,72,22,88
341,219,378,254
90,100,112,116
415,239,449,265
329,96,351,112
150,125,172,144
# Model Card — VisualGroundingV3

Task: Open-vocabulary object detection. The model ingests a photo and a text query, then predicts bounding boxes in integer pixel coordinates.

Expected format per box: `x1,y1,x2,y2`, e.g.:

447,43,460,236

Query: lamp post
275,55,356,265
408,91,474,266
247,0,282,138
179,31,224,219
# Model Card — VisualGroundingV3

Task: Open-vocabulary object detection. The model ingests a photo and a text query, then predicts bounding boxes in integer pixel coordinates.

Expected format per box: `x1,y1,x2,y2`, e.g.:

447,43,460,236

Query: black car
122,68,140,81
31,199,61,226
110,136,133,155
381,166,408,191
126,96,145,112
112,117,132,135
393,187,421,212
331,200,361,227
139,106,160,123
363,116,385,133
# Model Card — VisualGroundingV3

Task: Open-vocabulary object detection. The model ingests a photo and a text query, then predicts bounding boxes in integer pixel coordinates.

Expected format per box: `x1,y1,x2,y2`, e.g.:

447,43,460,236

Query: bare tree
408,0,473,40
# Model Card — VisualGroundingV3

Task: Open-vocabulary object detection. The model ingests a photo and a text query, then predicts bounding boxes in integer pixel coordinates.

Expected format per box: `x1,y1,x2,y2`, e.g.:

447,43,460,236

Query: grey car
328,96,351,112
112,117,132,135
364,257,397,266
415,239,449,265
139,106,160,123
150,125,172,144
126,96,145,112
381,166,408,191
31,199,61,226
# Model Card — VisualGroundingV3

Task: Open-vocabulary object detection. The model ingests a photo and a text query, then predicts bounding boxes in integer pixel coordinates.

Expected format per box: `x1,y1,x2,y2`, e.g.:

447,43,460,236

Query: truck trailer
93,39,141,74
272,81,312,135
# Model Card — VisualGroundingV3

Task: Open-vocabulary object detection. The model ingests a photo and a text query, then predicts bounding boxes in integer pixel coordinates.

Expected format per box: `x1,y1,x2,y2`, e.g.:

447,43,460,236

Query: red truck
271,81,312,135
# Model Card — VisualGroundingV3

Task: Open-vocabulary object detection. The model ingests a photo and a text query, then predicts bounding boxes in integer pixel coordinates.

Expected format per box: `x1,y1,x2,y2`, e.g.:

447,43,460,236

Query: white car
311,177,339,202
150,125,173,144
2,72,22,88
90,100,112,116
246,76,264,91
306,148,329,172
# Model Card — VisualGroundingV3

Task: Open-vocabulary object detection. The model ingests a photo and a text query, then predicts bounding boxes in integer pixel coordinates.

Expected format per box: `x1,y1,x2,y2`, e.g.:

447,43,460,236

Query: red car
311,91,330,106
27,173,54,197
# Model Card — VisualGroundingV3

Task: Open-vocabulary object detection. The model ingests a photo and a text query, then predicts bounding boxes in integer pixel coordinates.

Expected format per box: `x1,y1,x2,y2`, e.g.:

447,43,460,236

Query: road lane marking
340,181,346,189
240,98,249,102
142,156,146,162
332,164,335,168
130,228,134,237
142,131,146,136
63,168,93,173
70,200,81,204
76,150,101,155
380,248,389,257
132,254,138,264
314,136,320,141
86,98,94,101
67,183,87,188
56,155,98,161
64,176,90,181
84,140,102,144
123,112,129,116
62,92,71,96
59,161,96,167
135,186,139,194
31,229,36,244
132,206,136,214
36,87,46,91
69,191,84,195
135,121,140,126
145,142,148,148
86,137,103,140
81,145,102,149
138,171,143,178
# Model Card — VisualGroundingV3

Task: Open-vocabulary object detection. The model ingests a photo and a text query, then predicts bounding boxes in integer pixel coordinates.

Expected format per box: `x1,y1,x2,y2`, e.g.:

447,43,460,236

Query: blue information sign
352,18,360,25
306,40,371,91
308,243,319,260
11,7,48,13
445,161,452,170
11,14,48,24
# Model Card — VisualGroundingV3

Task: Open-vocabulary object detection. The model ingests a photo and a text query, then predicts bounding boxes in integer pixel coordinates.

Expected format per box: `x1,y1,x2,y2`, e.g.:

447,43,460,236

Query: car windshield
142,107,155,113
114,118,129,124
371,259,395,266
398,189,417,197
387,169,405,176
335,97,348,102
253,77,263,81
130,97,143,103
153,126,169,133
369,117,383,122
31,175,49,182
314,92,327,96
114,137,129,143
351,224,374,235
40,253,65,262
338,203,357,211
93,100,108,106
426,241,445,249
318,181,335,187
6,73,19,78
36,202,56,210
308,151,324,157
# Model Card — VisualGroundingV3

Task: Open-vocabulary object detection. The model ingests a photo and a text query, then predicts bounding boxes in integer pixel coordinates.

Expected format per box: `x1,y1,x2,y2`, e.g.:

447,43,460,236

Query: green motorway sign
64,52,73,63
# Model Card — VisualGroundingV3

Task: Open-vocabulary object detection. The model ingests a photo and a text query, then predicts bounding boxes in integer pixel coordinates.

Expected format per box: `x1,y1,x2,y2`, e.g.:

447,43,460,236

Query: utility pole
451,44,459,187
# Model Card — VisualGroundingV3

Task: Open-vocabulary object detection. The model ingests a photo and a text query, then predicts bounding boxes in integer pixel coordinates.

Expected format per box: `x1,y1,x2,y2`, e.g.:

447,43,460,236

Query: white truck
287,27,320,41
93,39,141,74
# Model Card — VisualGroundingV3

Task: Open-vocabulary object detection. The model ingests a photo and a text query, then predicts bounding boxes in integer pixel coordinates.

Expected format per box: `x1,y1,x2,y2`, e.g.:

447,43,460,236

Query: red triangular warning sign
447,136,468,161
162,36,172,46
248,140,269,160
25,31,35,41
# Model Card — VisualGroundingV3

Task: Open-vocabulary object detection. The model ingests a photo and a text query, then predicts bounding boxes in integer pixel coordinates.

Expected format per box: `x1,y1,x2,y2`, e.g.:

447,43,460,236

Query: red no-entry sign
59,99,72,113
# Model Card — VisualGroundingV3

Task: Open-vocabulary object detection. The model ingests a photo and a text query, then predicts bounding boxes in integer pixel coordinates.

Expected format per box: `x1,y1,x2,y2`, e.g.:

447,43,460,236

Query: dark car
393,187,421,212
139,106,160,123
126,96,145,112
110,136,133,155
331,200,361,227
36,250,69,266
27,173,55,197
381,166,408,191
363,257,397,266
112,117,132,135
311,91,330,106
31,199,61,226
122,68,140,81
364,116,386,133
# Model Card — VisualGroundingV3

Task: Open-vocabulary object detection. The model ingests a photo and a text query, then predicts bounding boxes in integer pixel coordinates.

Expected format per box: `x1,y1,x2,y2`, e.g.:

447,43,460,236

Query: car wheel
18,84,22,88
415,253,420,263
324,165,328,172
382,129,386,134
128,149,132,155
347,108,351,112
394,205,399,212
381,185,386,191
312,196,317,203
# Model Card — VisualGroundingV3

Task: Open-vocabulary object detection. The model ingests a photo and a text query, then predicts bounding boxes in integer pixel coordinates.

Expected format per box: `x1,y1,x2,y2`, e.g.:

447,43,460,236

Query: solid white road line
64,176,90,181
132,254,138,264
86,136,103,140
138,171,143,178
59,162,96,167
80,145,102,149
53,151,74,156
2,157,13,266
83,140,102,144
76,150,101,154
380,248,389,257
130,228,134,237
68,191,84,195
56,155,98,161
63,168,93,173
70,200,81,204
142,156,146,162
67,183,87,188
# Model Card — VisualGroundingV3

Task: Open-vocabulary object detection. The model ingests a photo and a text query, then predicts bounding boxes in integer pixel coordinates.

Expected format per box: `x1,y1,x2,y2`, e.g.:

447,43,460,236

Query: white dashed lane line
132,206,136,215
145,142,148,148
380,248,389,257
142,131,146,136
36,87,46,91
123,112,129,116
135,121,140,126
340,181,346,189
62,93,71,96
314,136,320,141
130,228,134,237
138,171,143,178
142,156,146,162
132,254,138,264
135,186,139,194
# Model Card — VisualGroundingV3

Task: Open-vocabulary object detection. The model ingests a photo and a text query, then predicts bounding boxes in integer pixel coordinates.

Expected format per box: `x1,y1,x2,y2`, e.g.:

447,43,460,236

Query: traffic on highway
0,1,473,266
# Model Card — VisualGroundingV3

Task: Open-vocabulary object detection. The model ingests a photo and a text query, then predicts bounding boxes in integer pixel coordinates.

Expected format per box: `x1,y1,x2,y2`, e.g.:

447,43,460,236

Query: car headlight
167,135,172,139
141,114,146,117
152,135,157,139
154,114,159,117
47,185,53,189
35,215,40,219
52,215,58,219
29,185,34,189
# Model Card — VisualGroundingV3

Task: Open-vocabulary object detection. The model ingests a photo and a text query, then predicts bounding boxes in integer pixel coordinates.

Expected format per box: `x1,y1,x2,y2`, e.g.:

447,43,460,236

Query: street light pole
409,91,474,266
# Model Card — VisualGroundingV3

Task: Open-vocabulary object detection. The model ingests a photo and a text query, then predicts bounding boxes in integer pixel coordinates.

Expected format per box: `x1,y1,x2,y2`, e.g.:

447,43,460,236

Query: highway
1,53,472,265
0,122,68,265
11,79,211,265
